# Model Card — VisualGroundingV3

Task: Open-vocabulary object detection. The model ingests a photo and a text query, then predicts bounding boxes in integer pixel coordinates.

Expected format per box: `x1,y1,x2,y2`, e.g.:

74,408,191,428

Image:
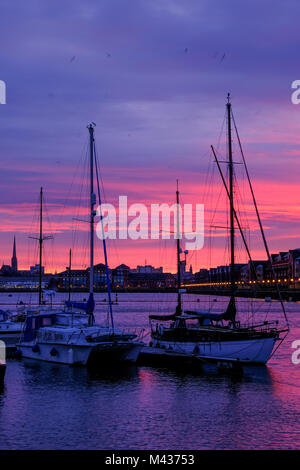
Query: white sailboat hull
18,342,92,365
150,336,278,364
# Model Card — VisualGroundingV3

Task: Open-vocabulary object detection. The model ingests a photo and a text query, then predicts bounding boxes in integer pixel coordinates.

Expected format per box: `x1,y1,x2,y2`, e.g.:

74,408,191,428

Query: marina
1,0,300,455
0,292,300,450
0,96,297,454
143,97,289,366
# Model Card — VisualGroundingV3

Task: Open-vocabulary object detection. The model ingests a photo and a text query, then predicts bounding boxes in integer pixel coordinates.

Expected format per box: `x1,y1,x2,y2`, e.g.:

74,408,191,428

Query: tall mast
227,93,235,301
68,248,72,302
176,180,182,314
29,187,52,305
39,187,43,305
88,124,96,298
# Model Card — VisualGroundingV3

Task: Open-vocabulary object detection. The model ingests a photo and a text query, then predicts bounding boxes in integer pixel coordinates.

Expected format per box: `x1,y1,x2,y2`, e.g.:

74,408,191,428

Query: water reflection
20,358,140,387
0,292,299,449
87,364,140,384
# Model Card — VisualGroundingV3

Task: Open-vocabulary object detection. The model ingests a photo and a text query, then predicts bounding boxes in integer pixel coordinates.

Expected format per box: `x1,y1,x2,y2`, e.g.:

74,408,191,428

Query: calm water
0,292,300,450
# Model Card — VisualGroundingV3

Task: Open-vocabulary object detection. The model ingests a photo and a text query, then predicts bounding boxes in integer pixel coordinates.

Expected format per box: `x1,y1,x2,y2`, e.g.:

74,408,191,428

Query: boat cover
185,297,236,322
184,310,227,321
65,293,95,313
149,297,237,323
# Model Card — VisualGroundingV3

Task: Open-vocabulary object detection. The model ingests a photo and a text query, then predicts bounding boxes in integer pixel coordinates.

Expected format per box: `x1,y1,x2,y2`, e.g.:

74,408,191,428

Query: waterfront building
111,264,130,288
135,265,163,274
30,264,45,276
57,269,88,289
128,272,175,289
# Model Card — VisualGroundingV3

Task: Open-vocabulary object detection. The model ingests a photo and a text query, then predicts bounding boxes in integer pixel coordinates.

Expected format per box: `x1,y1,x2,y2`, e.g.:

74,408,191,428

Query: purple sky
1,0,300,272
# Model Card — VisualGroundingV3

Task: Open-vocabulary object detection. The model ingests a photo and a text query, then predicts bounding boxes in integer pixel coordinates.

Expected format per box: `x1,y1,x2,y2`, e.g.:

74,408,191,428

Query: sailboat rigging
18,124,143,366
68,248,72,303
148,94,289,365
93,128,115,331
176,179,182,317
0,188,54,352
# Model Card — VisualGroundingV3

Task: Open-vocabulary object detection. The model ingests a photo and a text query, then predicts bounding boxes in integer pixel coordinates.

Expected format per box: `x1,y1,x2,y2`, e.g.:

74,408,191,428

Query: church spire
11,236,18,272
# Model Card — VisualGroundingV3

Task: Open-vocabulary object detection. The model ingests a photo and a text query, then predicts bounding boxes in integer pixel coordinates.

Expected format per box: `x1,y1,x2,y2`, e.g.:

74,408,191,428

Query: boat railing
238,320,282,333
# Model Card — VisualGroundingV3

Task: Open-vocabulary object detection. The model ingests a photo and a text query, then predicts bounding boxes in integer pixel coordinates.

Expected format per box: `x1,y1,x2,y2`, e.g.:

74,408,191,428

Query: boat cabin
23,312,89,342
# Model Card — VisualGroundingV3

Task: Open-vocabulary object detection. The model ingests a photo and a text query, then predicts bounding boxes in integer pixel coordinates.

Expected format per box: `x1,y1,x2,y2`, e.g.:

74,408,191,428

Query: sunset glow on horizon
1,1,300,274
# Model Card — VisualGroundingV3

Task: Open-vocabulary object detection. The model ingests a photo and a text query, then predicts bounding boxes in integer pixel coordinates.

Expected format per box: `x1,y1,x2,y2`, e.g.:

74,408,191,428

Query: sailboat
148,95,289,365
0,189,54,352
18,124,143,365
